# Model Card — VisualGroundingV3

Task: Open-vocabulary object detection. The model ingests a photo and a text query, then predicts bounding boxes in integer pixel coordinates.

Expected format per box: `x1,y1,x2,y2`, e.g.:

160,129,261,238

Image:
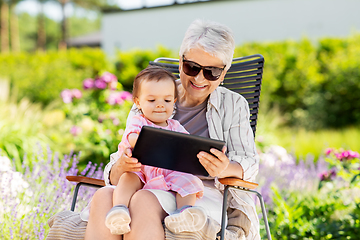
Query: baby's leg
176,193,196,209
113,172,143,207
105,172,143,235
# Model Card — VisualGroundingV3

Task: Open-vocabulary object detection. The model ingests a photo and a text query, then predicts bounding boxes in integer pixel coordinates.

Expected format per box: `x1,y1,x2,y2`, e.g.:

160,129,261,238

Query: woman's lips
191,81,206,89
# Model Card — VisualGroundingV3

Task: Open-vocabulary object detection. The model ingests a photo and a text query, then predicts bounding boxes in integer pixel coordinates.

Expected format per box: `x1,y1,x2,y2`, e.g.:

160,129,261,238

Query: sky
15,0,186,21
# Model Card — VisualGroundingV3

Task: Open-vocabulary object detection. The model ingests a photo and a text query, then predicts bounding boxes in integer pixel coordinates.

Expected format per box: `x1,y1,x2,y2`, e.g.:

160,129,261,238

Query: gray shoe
105,205,131,235
165,206,207,233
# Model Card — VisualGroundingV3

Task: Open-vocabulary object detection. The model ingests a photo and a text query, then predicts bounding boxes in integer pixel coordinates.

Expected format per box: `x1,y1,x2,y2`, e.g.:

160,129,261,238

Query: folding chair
66,54,271,240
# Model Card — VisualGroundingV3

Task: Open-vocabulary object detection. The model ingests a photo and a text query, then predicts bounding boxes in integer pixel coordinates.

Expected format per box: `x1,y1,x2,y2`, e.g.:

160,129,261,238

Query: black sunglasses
182,56,226,81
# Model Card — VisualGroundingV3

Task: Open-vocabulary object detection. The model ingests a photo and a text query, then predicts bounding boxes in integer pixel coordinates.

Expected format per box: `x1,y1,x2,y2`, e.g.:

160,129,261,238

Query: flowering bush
58,72,133,167
257,146,360,239
0,147,102,239
322,148,360,184
257,145,328,205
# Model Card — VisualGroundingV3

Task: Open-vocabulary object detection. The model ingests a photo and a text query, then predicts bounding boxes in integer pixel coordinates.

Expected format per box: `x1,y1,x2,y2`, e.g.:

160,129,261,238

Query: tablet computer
132,126,225,176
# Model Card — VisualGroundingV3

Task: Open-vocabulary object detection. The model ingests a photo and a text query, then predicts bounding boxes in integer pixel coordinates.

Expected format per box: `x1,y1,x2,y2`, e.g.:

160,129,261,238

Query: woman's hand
197,146,230,177
110,148,142,185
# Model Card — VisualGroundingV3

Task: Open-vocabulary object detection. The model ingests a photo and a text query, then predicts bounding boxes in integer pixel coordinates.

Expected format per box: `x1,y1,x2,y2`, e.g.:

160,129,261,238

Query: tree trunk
58,0,67,50
9,2,20,52
0,1,9,53
37,3,46,51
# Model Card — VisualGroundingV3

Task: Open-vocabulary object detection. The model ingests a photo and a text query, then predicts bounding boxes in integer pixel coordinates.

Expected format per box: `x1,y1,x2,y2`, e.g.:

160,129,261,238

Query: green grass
256,107,360,160
270,127,359,160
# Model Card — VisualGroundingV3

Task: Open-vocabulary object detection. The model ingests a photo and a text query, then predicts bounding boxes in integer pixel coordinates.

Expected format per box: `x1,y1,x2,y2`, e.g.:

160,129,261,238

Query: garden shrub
0,97,58,171
235,34,360,129
114,46,175,90
0,48,111,105
57,72,133,167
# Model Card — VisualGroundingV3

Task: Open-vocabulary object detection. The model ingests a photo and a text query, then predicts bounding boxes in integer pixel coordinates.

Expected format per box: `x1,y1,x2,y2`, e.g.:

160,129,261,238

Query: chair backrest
148,54,264,137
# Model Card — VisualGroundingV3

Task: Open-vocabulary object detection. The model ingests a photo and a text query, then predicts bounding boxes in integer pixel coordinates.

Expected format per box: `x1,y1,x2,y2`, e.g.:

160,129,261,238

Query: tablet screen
132,126,225,176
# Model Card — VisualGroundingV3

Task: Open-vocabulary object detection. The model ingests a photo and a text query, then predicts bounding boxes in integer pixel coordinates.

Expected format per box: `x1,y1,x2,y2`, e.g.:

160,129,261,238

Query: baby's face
134,78,176,126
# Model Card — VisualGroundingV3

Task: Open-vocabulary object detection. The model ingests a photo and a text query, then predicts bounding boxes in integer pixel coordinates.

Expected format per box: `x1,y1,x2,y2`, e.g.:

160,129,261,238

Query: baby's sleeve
118,115,144,152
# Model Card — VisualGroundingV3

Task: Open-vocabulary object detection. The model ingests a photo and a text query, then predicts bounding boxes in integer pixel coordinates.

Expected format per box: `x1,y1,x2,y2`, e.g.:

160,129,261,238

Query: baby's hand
119,148,141,172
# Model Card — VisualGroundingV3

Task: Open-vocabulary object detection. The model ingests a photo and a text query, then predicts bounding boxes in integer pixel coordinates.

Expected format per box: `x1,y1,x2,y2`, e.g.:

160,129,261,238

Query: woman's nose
194,70,206,82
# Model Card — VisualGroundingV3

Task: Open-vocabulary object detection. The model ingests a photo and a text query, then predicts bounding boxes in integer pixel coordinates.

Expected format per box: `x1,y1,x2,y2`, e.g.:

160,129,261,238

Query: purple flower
94,78,107,89
98,115,105,123
83,78,95,90
71,89,82,99
70,126,82,136
100,72,117,83
61,89,73,103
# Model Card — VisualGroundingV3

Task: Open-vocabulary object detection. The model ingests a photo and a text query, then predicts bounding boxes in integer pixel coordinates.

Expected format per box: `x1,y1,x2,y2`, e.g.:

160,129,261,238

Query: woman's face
179,48,227,107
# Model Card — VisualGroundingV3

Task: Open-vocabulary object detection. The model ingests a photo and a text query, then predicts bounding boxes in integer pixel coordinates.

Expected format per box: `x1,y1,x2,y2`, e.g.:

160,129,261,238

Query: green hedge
235,34,360,129
0,48,111,105
1,35,360,129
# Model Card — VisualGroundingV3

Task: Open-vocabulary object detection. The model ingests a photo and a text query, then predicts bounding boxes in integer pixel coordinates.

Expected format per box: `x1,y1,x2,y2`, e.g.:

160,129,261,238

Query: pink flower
107,92,118,105
325,148,333,155
112,118,120,126
349,150,360,159
83,78,95,89
339,150,360,160
106,91,132,105
109,81,118,90
341,151,350,159
70,126,82,136
94,78,107,89
100,72,117,83
319,168,336,181
119,91,133,101
116,97,124,105
61,89,73,103
335,153,343,160
71,89,82,99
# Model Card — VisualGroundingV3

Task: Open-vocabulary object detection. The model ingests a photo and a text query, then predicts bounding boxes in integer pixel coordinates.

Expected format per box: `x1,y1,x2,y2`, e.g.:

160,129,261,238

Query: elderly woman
84,19,260,240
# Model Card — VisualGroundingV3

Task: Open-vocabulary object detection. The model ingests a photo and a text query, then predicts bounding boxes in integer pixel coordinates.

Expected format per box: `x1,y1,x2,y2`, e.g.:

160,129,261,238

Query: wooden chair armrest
66,176,106,187
218,177,258,190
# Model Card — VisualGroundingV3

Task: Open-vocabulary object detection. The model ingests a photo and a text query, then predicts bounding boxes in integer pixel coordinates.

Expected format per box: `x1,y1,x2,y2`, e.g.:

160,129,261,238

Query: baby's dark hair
132,66,178,99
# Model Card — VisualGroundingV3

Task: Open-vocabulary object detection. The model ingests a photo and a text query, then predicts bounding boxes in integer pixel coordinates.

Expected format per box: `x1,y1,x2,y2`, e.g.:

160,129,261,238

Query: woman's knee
91,187,114,205
130,190,153,204
129,190,165,216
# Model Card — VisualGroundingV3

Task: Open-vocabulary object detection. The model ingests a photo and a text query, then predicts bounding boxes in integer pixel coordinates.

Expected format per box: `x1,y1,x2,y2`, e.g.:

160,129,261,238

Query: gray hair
179,19,235,70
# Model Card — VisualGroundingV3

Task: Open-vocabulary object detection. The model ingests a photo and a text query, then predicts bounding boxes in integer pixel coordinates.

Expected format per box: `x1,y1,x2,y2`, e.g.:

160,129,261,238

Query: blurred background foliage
1,34,360,169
